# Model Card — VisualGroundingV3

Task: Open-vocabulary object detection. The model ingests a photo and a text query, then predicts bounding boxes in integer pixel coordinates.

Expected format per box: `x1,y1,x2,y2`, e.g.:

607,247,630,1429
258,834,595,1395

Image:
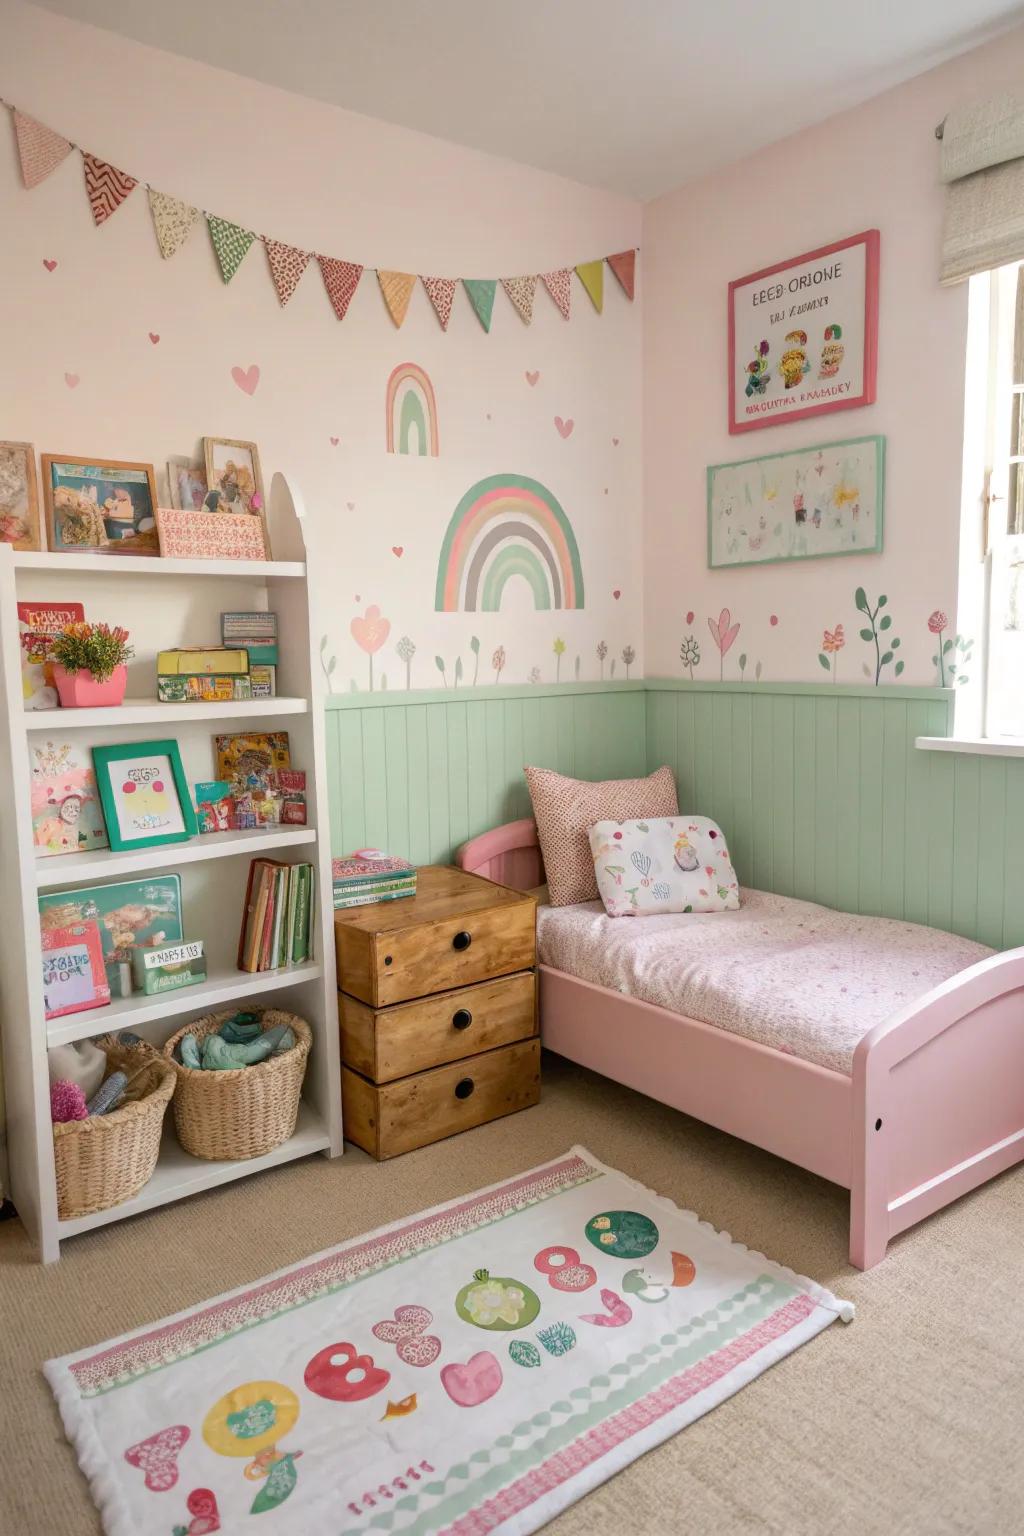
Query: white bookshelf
0,473,343,1262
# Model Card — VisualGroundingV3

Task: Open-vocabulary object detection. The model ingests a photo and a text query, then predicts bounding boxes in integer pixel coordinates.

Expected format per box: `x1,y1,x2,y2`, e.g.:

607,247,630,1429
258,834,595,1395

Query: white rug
46,1147,852,1535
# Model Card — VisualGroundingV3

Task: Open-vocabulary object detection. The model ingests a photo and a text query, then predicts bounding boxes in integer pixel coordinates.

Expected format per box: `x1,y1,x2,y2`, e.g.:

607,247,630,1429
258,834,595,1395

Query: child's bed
457,817,1024,1270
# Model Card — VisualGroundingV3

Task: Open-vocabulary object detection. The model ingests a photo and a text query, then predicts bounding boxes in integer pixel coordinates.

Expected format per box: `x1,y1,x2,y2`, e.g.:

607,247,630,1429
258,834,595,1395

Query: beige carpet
2,1054,1021,1536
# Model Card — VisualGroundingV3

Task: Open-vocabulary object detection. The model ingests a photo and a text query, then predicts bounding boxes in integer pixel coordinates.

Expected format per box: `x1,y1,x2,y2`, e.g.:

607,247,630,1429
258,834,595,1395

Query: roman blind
940,93,1024,284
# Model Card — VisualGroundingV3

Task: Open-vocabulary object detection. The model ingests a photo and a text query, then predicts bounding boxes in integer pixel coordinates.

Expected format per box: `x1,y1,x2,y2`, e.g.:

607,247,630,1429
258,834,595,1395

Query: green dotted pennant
208,214,256,284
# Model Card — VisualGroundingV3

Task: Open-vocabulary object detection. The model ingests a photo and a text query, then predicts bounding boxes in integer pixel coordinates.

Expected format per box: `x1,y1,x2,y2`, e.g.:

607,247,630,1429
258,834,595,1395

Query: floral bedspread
537,889,993,1074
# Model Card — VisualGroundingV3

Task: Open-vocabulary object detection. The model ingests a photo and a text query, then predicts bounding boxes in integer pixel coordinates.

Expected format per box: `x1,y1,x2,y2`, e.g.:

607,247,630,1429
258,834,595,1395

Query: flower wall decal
707,608,740,679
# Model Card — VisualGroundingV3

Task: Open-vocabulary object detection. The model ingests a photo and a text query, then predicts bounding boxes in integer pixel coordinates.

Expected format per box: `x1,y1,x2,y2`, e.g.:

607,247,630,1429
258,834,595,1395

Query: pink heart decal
148,332,160,345
392,546,404,558
441,1351,502,1407
43,258,57,272
686,610,695,625
554,416,574,439
64,372,79,389
124,1424,190,1491
770,614,779,627
330,436,339,446
612,437,620,446
231,363,260,395
525,370,540,386
612,589,621,600
346,502,355,511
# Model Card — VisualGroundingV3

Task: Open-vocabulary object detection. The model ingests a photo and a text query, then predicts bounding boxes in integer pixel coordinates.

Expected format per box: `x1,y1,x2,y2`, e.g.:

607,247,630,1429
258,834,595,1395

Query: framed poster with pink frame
728,228,879,435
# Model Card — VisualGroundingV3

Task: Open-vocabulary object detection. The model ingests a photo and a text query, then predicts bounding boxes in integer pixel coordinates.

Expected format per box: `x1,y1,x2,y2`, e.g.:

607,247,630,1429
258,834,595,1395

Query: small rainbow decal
435,473,585,613
386,362,439,456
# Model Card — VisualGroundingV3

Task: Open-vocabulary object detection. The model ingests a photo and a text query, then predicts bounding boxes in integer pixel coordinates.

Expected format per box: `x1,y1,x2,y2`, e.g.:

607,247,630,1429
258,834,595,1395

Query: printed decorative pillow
524,764,678,907
589,815,740,917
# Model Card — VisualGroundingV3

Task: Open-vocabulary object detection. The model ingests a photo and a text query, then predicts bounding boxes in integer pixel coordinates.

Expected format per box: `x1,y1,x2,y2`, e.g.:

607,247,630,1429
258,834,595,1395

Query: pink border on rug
443,1292,818,1535
69,1154,595,1395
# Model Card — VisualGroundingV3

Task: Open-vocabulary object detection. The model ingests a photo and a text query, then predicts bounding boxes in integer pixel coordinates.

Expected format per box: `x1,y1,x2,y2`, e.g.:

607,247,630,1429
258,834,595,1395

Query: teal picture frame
707,433,885,570
91,739,198,850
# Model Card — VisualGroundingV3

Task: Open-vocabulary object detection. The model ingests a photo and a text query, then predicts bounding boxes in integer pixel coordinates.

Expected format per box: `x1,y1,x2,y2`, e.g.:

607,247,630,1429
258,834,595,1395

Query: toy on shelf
175,1009,297,1071
86,1070,127,1116
47,1039,106,1098
50,1080,88,1123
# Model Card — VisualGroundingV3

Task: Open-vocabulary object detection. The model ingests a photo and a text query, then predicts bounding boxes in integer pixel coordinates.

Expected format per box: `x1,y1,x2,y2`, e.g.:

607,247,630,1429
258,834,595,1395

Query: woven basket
163,1009,311,1161
53,1038,176,1220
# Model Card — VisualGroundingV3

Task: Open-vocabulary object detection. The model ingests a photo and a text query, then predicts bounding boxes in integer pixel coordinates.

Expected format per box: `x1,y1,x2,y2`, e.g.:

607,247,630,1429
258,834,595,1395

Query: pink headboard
455,818,545,890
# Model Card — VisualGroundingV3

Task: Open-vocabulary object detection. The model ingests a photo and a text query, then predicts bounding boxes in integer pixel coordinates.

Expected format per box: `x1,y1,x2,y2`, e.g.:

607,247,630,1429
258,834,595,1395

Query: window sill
915,735,1024,758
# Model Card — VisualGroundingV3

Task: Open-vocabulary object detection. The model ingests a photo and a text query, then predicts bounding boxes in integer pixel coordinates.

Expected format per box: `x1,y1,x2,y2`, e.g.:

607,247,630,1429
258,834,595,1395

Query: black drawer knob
452,930,472,952
383,954,393,967
452,1008,473,1030
454,1077,475,1100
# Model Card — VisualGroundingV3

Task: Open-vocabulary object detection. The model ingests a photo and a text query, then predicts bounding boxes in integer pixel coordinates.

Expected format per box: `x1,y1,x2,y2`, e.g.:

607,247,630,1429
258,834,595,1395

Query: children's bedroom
2,1,1023,1530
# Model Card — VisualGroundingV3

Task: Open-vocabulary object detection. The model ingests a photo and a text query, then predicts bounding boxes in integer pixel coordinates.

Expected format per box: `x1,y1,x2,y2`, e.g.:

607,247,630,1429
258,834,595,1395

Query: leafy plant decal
818,623,845,681
454,656,463,688
755,660,763,682
707,608,740,680
469,634,480,686
929,612,973,686
574,655,581,680
679,634,701,679
738,652,747,680
553,635,566,681
610,658,617,679
319,634,337,694
622,644,636,679
949,634,973,686
597,639,608,679
855,588,902,682
492,645,506,683
435,654,448,687
528,665,541,684
396,634,416,689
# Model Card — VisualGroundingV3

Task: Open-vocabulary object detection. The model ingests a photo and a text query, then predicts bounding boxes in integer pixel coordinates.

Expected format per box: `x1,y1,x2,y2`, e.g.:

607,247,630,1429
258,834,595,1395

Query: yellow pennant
378,270,416,328
576,260,604,314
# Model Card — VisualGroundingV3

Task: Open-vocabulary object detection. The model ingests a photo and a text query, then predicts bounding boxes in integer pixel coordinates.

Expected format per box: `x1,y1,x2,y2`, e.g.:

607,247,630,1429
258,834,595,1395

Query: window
968,262,1024,738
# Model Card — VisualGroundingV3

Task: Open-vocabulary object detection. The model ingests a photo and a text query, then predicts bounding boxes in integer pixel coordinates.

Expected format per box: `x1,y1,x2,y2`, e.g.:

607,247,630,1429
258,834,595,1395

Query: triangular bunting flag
378,270,416,328
540,268,572,320
607,249,636,301
83,153,137,226
576,260,604,314
148,189,199,259
318,256,363,321
501,275,536,326
208,215,256,284
13,110,72,190
463,279,497,333
265,239,311,306
422,276,457,331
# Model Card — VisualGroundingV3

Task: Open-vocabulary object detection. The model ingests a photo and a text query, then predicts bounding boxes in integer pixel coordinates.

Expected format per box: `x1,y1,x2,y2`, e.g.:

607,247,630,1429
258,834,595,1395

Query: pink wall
1,0,642,692
642,24,1024,687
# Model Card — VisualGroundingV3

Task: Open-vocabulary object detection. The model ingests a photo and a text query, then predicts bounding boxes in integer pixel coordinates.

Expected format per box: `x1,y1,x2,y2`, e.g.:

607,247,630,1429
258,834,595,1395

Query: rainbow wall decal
385,362,440,456
435,473,585,612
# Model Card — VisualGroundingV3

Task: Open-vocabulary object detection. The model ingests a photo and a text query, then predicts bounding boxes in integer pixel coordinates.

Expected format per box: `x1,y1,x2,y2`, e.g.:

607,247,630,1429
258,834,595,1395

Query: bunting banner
265,238,310,306
463,278,497,333
607,248,636,302
13,109,71,189
502,274,536,325
208,215,256,284
83,153,136,226
148,189,199,260
576,259,604,314
541,268,572,320
378,270,416,327
422,275,457,331
6,101,637,333
318,256,363,320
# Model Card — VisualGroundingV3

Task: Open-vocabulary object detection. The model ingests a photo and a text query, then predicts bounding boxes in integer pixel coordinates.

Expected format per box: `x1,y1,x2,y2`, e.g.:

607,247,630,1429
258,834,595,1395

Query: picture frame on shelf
203,436,270,557
91,740,198,850
42,455,160,555
166,455,208,511
0,440,43,550
707,433,885,569
728,228,879,435
29,738,109,857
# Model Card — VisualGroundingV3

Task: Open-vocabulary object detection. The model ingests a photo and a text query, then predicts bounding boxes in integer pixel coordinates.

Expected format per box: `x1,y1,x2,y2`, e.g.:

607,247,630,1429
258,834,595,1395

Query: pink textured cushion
524,764,679,907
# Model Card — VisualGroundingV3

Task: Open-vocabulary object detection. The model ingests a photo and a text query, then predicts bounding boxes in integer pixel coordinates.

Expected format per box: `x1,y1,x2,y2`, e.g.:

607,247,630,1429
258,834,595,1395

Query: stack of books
332,850,417,910
238,859,315,973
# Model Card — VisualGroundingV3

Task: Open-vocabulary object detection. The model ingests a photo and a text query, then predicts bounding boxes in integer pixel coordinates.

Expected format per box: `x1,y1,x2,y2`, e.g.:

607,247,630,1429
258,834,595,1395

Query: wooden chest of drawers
335,865,539,1159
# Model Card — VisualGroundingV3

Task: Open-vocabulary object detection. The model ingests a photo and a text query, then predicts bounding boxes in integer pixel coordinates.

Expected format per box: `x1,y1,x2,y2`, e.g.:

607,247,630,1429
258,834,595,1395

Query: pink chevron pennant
83,153,137,225
13,110,72,189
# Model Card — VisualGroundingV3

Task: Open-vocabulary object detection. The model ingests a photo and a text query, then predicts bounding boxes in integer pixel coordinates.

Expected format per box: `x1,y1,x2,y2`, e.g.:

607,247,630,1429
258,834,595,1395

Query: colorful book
331,850,416,888
293,865,312,963
221,612,279,667
29,739,109,857
39,876,183,999
41,920,110,1020
18,601,84,710
333,886,415,910
332,876,417,899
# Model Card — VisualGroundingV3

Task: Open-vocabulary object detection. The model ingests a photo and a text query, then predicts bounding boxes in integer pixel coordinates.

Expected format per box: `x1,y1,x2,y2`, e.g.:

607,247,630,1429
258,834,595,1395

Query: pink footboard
458,819,1024,1268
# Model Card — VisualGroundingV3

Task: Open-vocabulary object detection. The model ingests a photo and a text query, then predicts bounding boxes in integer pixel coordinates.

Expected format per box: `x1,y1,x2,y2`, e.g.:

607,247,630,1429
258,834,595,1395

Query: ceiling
28,0,1024,198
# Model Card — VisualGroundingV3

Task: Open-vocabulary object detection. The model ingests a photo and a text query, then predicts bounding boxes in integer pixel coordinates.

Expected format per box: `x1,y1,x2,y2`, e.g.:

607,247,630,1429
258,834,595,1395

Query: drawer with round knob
341,1038,541,1159
339,972,536,1082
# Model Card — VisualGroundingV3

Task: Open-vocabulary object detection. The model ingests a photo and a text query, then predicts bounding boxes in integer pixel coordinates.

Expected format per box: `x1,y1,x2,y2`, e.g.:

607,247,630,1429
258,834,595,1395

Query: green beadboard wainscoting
324,678,1024,949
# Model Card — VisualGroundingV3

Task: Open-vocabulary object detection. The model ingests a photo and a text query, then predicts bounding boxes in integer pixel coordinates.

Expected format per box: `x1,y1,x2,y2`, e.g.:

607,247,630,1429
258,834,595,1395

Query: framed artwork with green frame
707,433,885,570
91,740,198,850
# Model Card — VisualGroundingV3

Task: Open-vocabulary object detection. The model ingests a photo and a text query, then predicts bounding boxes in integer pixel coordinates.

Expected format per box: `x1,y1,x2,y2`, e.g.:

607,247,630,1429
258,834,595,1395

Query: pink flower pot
53,663,128,708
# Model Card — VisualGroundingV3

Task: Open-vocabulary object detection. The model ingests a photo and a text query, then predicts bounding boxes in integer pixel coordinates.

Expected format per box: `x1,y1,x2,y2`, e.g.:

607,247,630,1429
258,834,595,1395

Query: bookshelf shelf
35,825,318,887
0,473,343,1261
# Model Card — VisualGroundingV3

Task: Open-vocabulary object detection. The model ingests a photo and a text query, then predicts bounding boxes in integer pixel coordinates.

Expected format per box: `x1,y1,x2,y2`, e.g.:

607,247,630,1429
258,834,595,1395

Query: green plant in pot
51,622,134,707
